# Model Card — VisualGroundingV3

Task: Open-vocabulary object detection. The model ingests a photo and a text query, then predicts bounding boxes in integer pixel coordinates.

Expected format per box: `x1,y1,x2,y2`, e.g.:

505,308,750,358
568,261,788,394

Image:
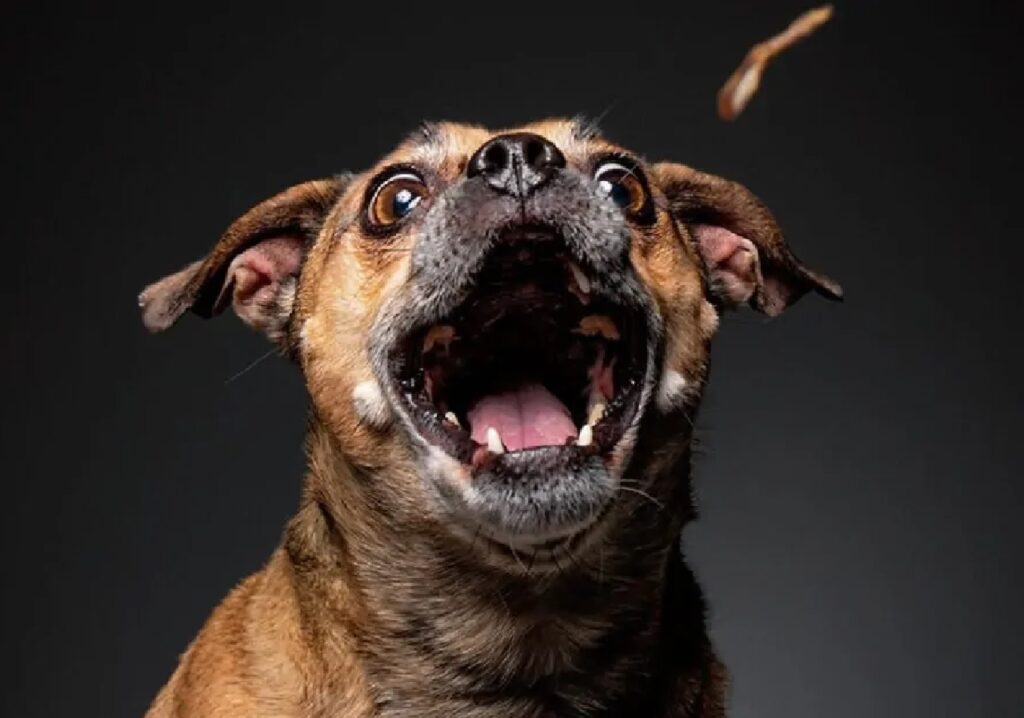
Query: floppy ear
651,162,842,316
138,177,348,342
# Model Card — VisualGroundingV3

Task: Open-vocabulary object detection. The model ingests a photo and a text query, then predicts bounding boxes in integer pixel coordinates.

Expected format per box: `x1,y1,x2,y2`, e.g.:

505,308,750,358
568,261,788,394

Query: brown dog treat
717,4,834,121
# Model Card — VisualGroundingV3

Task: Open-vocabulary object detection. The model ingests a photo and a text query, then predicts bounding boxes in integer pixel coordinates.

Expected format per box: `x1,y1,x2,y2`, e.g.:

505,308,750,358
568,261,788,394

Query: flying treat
717,4,834,121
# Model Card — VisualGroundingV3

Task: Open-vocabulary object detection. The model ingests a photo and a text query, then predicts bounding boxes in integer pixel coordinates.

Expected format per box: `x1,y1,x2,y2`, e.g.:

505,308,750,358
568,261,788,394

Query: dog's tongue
468,383,576,451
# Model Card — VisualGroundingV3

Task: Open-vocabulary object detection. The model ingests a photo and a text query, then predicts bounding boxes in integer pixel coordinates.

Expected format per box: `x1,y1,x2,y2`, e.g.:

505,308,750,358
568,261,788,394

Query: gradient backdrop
4,1,1022,715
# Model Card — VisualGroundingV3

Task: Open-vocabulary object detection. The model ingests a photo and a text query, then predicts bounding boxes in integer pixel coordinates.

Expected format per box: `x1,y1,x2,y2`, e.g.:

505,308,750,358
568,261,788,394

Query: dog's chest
374,697,547,718
367,682,701,718
362,652,684,718
371,691,628,718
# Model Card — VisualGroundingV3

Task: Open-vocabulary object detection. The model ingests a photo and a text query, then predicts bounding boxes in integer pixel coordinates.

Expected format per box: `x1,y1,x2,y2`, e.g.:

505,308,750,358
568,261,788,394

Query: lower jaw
426,444,623,557
450,496,618,576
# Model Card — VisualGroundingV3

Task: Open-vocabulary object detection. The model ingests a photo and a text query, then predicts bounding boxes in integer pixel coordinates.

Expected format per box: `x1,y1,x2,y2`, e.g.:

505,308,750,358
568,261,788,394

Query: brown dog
139,118,841,717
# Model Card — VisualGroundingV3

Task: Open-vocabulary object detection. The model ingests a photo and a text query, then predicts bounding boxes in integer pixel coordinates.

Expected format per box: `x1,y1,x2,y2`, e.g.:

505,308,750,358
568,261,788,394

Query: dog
139,118,841,717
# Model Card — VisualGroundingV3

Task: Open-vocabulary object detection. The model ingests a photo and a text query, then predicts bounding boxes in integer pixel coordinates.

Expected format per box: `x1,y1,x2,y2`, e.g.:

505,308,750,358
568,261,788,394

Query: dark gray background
3,1,1021,715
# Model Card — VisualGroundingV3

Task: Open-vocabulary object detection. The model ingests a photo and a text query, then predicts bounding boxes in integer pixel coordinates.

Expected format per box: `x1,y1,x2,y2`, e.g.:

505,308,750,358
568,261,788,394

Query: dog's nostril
524,138,548,171
481,143,509,175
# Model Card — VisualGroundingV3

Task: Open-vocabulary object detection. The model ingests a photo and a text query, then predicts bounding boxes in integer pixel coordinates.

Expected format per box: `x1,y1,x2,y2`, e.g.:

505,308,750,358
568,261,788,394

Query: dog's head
141,119,841,569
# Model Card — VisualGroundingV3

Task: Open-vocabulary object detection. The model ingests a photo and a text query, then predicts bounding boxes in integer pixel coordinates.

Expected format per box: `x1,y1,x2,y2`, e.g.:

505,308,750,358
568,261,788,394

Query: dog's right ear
139,177,348,343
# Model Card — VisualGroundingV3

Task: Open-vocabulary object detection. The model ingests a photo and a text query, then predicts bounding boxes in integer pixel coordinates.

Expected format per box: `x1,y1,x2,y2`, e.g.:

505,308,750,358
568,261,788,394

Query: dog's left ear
139,177,348,342
651,162,842,316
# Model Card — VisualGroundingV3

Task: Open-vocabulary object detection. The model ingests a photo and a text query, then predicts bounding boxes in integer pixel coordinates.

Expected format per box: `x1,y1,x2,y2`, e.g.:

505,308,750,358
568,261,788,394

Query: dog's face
141,118,840,569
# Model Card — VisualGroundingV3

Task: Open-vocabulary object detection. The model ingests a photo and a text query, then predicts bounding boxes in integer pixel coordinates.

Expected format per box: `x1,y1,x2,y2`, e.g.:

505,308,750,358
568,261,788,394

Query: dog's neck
283,420,718,717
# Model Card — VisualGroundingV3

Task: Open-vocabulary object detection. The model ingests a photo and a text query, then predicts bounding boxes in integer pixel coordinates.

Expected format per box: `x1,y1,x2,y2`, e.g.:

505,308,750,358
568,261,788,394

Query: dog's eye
368,173,427,227
594,162,646,215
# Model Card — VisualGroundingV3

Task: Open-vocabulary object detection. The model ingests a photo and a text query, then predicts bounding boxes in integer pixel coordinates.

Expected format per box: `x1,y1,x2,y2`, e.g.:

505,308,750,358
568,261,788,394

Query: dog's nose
467,133,566,198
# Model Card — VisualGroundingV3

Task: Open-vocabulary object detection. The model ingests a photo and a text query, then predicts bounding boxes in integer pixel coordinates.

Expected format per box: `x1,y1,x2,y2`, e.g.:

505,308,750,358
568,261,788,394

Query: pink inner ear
692,224,760,306
220,236,304,305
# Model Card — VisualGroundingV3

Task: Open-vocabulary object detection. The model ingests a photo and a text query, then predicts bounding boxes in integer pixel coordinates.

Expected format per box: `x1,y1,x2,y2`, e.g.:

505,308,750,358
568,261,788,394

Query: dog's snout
467,133,565,198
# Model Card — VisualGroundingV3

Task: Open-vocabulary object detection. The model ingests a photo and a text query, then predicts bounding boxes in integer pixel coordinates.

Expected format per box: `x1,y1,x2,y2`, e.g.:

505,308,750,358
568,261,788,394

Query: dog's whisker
470,524,483,553
591,103,617,131
680,410,696,431
224,348,279,384
505,541,529,574
617,484,665,512
563,544,586,574
550,550,565,579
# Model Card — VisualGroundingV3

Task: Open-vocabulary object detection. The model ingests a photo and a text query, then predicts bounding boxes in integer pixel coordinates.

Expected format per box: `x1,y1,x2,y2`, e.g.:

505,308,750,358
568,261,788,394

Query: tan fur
140,119,840,717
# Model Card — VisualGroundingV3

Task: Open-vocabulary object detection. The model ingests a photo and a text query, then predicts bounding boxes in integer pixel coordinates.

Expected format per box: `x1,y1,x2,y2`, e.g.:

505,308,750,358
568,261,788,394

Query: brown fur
140,119,840,717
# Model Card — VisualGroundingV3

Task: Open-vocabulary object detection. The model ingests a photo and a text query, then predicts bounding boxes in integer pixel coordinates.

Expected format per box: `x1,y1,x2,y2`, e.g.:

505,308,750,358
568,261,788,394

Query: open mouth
388,226,649,474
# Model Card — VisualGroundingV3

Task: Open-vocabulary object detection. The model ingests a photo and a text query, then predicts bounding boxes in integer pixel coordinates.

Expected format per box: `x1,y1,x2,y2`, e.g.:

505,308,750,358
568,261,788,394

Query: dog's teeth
486,427,505,454
569,262,591,295
423,325,456,354
444,411,461,427
576,315,620,341
577,424,594,447
586,385,607,425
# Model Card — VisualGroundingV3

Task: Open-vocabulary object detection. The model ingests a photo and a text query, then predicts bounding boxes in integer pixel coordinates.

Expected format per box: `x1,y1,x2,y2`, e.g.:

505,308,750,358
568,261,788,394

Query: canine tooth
423,325,456,354
444,411,461,427
486,427,505,454
569,262,591,295
576,315,620,340
577,424,593,447
586,385,608,422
